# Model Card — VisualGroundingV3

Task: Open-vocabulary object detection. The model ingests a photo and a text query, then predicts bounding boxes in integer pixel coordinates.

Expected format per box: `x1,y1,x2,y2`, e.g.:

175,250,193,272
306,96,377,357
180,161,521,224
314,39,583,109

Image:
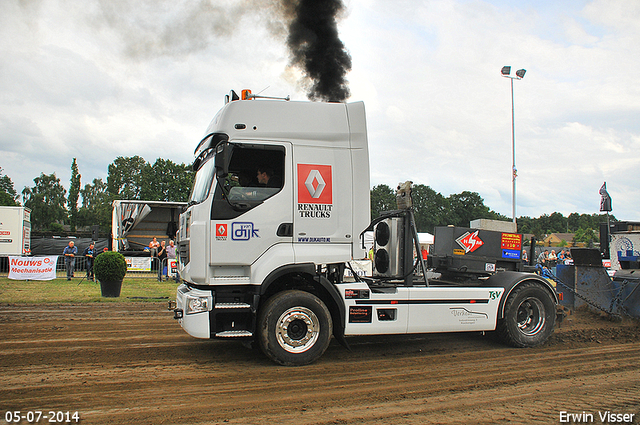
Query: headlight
185,295,211,315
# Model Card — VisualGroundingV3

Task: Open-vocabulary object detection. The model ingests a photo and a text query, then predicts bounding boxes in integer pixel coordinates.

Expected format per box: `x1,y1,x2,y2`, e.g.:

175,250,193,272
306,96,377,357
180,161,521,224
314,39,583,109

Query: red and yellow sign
501,233,522,251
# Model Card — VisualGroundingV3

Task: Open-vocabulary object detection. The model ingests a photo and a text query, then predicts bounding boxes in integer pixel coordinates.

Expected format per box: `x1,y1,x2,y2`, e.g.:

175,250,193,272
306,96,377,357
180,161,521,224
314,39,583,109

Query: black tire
497,281,556,348
257,290,333,366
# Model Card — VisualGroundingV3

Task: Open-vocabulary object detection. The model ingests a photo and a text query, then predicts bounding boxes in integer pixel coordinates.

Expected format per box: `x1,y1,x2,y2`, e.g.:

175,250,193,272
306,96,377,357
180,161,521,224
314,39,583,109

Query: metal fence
0,256,179,281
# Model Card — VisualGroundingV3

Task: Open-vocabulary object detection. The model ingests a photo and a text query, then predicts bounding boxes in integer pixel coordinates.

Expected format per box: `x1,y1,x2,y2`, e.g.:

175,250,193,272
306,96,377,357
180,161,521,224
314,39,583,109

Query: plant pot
100,279,123,298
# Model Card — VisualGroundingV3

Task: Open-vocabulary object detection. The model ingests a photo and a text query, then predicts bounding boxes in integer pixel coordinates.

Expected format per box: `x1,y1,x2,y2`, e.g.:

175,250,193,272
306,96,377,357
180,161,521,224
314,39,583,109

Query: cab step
216,303,251,309
215,330,253,338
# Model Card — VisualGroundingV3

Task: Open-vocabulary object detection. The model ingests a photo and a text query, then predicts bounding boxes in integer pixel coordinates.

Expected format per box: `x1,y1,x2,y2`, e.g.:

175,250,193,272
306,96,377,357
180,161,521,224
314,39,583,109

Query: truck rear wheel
257,290,332,366
497,281,556,348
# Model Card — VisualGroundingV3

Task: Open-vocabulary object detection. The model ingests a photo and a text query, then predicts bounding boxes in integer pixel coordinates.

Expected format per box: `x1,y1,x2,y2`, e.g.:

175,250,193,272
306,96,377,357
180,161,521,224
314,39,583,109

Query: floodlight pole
510,76,516,224
501,67,525,224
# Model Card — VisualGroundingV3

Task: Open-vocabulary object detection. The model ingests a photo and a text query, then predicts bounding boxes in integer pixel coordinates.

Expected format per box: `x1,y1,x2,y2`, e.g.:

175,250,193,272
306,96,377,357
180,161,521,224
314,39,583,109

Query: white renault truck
172,90,558,366
0,206,31,256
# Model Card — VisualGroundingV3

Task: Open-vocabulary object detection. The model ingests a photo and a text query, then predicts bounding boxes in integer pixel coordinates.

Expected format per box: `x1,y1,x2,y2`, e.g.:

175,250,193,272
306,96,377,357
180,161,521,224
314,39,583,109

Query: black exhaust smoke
284,0,352,102
89,0,352,102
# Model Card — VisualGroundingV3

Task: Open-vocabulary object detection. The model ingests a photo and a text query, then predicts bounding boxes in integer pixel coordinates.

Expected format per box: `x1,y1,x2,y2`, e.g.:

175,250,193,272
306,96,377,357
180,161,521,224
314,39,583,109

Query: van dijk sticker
297,164,333,218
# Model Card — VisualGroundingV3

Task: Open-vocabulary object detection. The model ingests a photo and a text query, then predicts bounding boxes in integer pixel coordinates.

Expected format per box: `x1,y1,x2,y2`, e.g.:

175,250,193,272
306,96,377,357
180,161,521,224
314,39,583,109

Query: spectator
537,249,548,267
63,241,78,281
149,237,160,252
84,242,96,281
548,249,558,274
157,240,166,281
558,249,565,261
563,250,572,264
166,240,178,283
149,237,160,271
166,240,176,260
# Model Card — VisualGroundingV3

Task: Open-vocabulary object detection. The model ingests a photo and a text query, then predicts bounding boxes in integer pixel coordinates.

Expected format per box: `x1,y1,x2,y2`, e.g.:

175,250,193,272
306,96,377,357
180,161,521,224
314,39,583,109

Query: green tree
586,213,615,231
140,158,194,202
567,212,587,232
574,227,599,247
534,213,563,235
79,178,112,231
412,184,448,233
529,220,546,241
445,191,506,228
520,213,566,239
107,156,147,199
370,184,395,219
547,212,568,233
0,191,15,206
22,173,67,231
519,212,614,240
68,158,81,231
517,216,533,235
0,167,19,206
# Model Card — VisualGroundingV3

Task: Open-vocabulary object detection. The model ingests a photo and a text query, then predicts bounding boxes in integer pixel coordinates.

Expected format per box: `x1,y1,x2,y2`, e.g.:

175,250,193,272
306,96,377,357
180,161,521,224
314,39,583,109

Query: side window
211,144,285,220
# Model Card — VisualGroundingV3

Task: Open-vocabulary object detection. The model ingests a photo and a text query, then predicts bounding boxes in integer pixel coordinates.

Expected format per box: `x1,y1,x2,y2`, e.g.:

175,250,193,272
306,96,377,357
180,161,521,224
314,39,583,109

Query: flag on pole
599,182,612,212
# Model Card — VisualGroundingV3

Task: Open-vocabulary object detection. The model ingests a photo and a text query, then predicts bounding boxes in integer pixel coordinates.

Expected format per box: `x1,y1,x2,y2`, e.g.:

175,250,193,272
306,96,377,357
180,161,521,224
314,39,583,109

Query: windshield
188,153,216,204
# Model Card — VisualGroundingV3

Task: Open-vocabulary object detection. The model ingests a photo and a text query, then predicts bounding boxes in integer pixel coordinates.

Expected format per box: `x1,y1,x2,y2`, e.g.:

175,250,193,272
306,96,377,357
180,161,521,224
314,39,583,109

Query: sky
1,0,639,222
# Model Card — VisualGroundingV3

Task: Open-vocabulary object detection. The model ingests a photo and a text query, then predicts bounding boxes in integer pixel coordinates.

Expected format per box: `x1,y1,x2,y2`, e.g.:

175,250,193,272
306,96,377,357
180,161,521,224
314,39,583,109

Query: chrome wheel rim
516,297,545,336
275,307,320,353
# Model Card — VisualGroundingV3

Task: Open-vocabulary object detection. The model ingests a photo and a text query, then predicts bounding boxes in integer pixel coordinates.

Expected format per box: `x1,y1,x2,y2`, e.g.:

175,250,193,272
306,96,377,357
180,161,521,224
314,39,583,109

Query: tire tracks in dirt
1,303,638,424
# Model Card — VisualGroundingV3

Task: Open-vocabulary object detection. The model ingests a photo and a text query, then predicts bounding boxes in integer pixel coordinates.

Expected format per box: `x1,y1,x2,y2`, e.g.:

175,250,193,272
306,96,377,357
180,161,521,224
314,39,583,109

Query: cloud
0,0,639,223
343,0,640,220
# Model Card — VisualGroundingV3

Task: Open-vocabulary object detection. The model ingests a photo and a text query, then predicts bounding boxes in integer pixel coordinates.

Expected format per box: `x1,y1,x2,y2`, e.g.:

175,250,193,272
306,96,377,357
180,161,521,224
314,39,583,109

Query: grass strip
0,277,180,303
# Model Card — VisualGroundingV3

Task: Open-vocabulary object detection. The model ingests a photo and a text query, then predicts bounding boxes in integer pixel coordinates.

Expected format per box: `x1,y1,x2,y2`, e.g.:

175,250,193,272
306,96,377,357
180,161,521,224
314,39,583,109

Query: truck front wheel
497,281,556,348
257,290,332,366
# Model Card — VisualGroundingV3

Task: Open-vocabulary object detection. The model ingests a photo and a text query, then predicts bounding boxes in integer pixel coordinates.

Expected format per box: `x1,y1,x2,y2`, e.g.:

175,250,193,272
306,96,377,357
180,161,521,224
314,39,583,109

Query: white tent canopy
417,233,434,245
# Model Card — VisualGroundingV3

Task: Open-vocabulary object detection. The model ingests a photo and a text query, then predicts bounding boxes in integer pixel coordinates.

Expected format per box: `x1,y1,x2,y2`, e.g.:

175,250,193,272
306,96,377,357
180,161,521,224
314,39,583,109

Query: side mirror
215,142,232,178
192,133,229,172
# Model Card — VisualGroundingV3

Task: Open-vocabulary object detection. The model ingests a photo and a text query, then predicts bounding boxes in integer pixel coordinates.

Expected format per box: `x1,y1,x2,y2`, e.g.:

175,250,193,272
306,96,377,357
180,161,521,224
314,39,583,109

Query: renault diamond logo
304,170,326,199
297,164,332,204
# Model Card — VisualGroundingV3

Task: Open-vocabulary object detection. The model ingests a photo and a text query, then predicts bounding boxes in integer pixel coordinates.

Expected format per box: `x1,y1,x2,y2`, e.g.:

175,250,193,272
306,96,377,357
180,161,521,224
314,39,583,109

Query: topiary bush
94,251,127,282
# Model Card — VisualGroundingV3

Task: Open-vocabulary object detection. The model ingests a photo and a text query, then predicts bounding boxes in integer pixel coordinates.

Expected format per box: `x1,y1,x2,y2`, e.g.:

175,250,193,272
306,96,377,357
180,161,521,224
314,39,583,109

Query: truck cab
175,93,370,348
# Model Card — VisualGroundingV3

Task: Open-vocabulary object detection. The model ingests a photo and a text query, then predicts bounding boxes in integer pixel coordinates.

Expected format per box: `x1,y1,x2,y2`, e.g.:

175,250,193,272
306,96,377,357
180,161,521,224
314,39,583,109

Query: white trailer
171,90,558,365
112,200,186,252
0,206,31,256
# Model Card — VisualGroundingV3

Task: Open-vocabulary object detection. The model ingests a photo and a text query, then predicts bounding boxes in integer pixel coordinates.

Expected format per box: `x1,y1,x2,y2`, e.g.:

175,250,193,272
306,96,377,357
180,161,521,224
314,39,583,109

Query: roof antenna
244,87,290,101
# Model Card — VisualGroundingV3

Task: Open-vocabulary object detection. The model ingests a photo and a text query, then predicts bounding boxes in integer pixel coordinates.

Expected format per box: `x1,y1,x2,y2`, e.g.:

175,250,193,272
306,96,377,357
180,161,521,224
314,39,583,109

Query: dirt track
1,303,639,425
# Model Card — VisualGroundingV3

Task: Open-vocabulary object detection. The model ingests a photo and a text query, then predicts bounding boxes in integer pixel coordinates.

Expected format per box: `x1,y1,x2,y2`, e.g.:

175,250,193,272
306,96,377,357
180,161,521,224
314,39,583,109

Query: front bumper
173,283,256,339
174,284,212,339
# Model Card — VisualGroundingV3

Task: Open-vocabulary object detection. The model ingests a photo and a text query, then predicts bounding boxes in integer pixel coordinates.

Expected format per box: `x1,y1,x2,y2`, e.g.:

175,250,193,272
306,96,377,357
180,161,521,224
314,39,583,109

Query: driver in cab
256,166,281,188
